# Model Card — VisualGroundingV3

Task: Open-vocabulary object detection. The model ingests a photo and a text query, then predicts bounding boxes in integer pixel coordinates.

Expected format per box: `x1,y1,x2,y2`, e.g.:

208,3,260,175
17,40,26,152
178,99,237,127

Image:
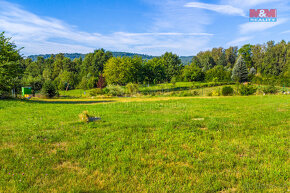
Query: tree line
0,32,289,97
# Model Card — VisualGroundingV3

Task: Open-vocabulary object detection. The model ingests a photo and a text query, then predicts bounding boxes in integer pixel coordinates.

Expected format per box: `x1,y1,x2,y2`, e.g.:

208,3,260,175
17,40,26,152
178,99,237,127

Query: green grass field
0,95,289,192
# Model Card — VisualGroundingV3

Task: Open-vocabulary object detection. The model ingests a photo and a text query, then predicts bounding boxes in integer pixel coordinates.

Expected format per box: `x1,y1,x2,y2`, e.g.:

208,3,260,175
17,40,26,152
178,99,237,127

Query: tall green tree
52,54,64,79
104,56,142,85
232,56,248,83
159,52,182,81
196,51,216,71
55,70,77,90
206,65,231,82
182,64,204,82
143,58,166,84
191,56,202,68
225,46,238,68
81,49,112,78
0,32,23,96
251,44,264,73
238,44,253,68
262,40,288,77
217,52,227,66
211,47,224,64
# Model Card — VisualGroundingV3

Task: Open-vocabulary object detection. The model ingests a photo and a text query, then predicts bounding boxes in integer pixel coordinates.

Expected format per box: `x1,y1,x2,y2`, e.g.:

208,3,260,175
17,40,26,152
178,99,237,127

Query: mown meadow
0,95,289,192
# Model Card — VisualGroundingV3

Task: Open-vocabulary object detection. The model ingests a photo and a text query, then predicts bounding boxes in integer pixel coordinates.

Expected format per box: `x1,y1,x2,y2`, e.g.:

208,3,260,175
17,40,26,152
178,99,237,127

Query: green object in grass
22,87,32,96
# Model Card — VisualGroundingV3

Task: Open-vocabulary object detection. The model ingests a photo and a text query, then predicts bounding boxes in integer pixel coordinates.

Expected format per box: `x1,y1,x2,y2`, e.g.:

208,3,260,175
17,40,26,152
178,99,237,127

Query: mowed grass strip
0,95,289,192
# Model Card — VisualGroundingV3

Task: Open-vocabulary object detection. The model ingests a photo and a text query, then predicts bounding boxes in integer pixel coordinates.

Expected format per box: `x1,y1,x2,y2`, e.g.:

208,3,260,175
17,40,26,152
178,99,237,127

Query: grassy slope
0,96,289,192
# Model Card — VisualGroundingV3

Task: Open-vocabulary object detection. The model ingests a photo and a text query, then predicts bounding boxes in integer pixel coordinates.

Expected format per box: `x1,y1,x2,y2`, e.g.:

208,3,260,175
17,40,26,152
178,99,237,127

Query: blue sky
0,0,289,56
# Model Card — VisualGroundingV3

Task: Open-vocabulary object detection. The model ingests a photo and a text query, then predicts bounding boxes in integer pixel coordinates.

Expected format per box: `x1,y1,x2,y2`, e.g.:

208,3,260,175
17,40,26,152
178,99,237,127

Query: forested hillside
0,32,289,97
28,52,192,65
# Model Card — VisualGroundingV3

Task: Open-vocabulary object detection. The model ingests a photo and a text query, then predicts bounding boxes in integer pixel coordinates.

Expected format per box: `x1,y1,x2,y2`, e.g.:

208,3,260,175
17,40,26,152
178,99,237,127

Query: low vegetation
41,80,58,98
239,84,257,96
107,84,125,96
262,84,279,94
221,86,234,96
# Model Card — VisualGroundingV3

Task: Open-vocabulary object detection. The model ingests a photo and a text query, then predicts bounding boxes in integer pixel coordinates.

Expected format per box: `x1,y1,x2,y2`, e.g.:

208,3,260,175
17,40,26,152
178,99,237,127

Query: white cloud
185,2,245,16
239,18,288,34
116,32,213,36
281,30,290,34
0,0,213,56
147,0,211,33
222,0,282,8
226,36,253,46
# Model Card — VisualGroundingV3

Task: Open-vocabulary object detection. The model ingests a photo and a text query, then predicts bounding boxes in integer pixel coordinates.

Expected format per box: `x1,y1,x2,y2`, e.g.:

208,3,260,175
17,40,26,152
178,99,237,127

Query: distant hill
112,52,155,60
28,52,192,64
179,56,193,65
27,53,85,61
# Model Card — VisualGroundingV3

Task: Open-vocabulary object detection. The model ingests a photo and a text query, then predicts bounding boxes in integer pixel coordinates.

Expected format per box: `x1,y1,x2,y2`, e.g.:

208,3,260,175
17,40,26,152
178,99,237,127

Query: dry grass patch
0,142,16,150
219,187,238,193
86,170,107,189
48,142,68,154
277,108,287,112
54,161,84,173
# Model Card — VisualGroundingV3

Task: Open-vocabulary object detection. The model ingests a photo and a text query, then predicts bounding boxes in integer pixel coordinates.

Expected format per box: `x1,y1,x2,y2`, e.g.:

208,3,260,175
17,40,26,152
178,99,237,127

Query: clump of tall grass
107,85,125,96
79,111,101,123
126,83,139,95
79,111,90,123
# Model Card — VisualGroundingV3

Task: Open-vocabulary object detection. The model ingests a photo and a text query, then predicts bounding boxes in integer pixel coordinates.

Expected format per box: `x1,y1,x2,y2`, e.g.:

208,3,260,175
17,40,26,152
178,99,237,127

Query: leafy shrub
102,87,109,94
97,74,106,89
142,90,150,95
192,83,201,89
208,82,215,87
240,84,257,96
222,86,234,96
196,82,234,88
191,90,199,96
171,77,177,86
262,85,279,94
41,80,57,98
202,83,210,88
79,75,96,90
207,90,220,96
0,90,12,99
89,88,103,96
107,85,125,96
78,77,87,90
208,82,223,87
178,91,192,97
212,77,219,83
126,83,139,95
212,90,220,96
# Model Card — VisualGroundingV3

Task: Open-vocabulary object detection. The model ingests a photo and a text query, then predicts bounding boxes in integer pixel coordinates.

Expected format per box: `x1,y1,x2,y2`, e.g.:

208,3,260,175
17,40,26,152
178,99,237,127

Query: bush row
192,82,235,89
206,84,286,97
87,83,286,97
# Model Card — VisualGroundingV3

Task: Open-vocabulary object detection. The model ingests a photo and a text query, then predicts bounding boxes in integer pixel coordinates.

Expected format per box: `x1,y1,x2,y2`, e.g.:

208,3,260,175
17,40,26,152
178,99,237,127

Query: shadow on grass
24,99,115,104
